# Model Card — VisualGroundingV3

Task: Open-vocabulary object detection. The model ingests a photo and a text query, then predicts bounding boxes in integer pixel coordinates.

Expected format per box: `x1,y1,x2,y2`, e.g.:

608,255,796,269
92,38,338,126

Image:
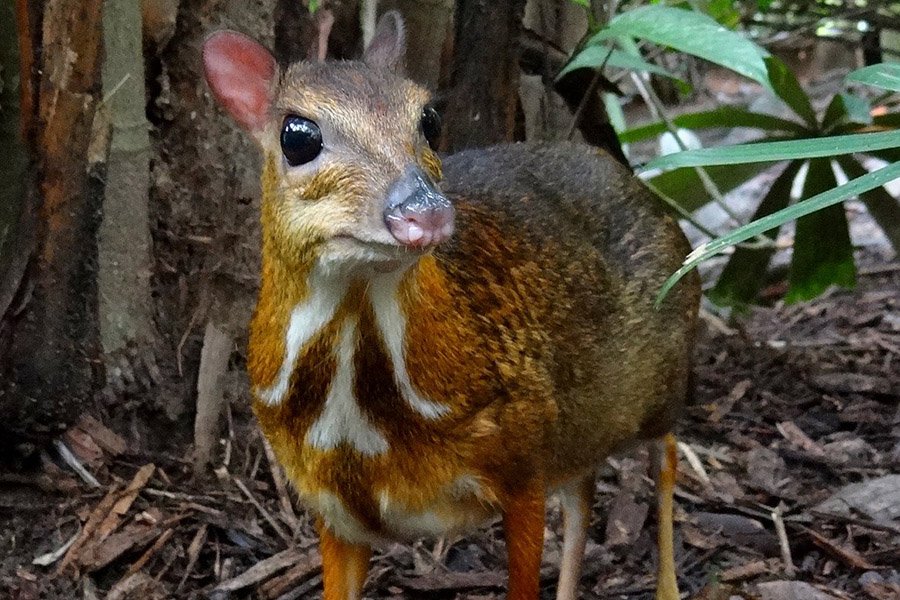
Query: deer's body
253,142,697,545
203,13,699,600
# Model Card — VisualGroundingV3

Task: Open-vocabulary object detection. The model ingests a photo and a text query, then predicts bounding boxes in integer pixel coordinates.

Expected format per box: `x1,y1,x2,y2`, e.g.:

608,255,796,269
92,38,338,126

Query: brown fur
243,54,699,600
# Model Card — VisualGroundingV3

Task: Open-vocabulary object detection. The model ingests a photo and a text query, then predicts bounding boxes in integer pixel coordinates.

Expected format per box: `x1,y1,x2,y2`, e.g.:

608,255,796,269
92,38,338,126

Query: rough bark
0,0,32,322
441,0,527,152
148,0,280,422
100,0,155,353
2,0,105,438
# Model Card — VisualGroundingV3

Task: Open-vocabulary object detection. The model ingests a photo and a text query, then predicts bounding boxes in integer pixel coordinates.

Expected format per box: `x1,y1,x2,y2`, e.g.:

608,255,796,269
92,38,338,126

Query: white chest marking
258,268,448,454
256,278,346,406
369,274,450,419
306,317,389,456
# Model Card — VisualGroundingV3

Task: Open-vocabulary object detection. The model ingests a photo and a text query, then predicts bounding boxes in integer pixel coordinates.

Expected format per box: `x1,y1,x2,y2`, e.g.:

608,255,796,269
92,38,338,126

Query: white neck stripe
305,317,389,455
256,278,346,406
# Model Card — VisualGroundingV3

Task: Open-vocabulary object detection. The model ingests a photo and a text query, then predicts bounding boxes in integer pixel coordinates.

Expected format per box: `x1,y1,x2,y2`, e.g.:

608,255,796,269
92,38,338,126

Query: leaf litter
0,262,897,599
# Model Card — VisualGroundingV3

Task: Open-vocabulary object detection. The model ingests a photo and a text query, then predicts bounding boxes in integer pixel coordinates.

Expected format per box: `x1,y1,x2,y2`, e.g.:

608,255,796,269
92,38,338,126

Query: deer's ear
203,31,277,132
363,11,406,72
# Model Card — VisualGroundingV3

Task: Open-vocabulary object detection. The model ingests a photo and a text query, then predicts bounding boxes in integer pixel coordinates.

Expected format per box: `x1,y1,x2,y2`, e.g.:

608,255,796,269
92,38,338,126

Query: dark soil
1,257,897,600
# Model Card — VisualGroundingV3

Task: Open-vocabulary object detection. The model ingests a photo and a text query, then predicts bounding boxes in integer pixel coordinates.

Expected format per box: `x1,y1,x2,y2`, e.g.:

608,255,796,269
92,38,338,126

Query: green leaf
644,130,900,170
786,159,855,302
706,0,741,28
822,92,872,130
847,63,900,92
656,160,900,305
837,156,900,253
765,57,818,128
648,161,771,212
589,5,771,89
708,161,804,307
619,106,807,144
603,92,627,135
568,0,590,6
840,93,873,125
558,45,680,80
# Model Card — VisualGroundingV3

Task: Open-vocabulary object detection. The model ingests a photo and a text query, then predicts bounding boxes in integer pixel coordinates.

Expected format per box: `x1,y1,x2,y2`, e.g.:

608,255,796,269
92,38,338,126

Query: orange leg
318,521,372,600
656,433,680,600
503,482,546,600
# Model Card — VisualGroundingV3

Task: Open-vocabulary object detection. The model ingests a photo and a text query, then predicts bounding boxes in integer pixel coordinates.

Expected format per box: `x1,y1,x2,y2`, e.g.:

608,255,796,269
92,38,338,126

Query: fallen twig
771,504,796,577
234,478,292,546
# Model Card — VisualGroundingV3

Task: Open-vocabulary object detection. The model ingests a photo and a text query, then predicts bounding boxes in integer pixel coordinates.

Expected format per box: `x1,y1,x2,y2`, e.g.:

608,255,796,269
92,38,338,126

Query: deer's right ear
203,31,277,133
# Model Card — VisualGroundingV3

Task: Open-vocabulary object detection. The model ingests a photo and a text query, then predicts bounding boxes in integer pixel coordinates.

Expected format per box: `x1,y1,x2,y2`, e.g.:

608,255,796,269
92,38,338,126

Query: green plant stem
630,72,736,212
629,70,758,232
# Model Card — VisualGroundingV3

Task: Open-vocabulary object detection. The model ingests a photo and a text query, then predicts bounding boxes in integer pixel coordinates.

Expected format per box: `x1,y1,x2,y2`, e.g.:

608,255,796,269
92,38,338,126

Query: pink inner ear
203,31,276,132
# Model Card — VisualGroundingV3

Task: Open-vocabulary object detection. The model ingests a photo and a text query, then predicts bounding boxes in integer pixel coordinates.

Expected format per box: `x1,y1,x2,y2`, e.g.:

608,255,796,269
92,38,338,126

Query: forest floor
0,251,897,600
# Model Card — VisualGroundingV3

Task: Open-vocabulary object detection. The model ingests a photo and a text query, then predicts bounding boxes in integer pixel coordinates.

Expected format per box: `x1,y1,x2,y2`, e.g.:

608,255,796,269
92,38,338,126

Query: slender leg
318,521,372,600
656,433,680,600
555,473,595,600
503,482,546,600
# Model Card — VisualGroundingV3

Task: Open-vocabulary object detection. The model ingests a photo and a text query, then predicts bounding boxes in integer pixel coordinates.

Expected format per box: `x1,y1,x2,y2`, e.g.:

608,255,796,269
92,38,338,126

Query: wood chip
62,426,105,468
604,492,648,547
57,483,123,574
394,570,506,592
263,438,300,535
105,572,158,600
212,547,309,593
709,378,752,423
810,373,894,396
118,527,175,581
814,475,900,522
258,550,323,599
719,559,774,582
234,477,292,545
756,580,841,600
94,464,156,545
693,512,778,554
806,528,876,570
77,415,127,456
777,421,827,457
78,523,157,571
177,524,208,592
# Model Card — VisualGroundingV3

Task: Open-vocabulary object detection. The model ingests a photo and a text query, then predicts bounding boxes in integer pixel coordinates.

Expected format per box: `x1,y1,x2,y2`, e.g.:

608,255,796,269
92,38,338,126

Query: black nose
383,166,455,248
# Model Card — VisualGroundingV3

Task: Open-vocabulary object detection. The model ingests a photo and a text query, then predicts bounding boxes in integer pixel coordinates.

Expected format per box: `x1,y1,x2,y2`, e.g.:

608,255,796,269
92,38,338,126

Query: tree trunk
441,0,527,151
2,0,106,439
99,0,155,354
0,1,32,325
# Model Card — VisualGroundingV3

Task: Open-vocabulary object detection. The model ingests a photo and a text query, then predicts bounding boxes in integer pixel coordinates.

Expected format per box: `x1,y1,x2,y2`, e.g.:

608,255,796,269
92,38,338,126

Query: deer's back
438,142,700,475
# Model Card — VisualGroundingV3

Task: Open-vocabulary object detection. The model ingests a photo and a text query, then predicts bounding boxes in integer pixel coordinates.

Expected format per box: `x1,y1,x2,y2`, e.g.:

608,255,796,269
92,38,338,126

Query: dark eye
421,106,441,150
281,115,322,166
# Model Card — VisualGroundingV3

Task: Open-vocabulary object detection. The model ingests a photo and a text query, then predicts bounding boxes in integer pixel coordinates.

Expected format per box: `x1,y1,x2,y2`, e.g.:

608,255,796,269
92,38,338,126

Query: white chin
318,238,417,274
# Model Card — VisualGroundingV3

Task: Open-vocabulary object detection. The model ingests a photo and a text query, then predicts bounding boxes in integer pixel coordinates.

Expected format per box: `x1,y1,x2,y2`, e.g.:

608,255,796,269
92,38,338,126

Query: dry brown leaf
78,415,127,456
604,492,648,547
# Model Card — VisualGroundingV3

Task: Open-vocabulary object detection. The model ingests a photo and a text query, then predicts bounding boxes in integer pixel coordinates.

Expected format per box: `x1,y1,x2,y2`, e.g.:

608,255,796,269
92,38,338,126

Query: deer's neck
249,253,455,456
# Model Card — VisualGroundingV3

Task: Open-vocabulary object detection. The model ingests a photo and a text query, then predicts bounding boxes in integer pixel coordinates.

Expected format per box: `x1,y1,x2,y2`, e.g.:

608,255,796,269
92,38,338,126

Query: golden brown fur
204,18,700,599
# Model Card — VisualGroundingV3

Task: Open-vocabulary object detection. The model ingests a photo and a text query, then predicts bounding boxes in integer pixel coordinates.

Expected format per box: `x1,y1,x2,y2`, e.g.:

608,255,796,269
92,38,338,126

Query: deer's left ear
363,10,406,72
